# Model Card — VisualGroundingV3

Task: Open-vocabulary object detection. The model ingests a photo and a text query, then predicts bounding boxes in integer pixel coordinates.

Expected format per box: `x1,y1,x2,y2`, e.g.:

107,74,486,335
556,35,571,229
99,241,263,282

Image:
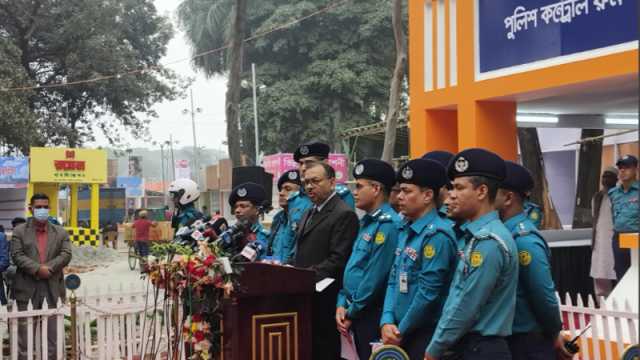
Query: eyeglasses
304,177,326,187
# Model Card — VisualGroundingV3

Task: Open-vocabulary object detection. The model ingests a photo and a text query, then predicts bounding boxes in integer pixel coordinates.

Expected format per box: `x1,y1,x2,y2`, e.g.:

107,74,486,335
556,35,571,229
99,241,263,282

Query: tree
518,128,562,229
572,129,604,228
178,0,400,161
381,0,406,162
0,0,184,151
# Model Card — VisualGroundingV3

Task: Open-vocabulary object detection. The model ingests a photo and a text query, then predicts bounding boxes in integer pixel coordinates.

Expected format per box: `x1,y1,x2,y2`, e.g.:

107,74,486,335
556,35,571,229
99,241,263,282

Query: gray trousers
17,282,60,360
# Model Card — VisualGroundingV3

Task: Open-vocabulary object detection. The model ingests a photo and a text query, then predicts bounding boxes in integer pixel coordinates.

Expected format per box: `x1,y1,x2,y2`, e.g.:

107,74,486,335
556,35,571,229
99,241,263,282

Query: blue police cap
616,154,638,168
277,170,302,191
293,142,330,162
447,148,506,181
421,150,454,168
353,159,396,191
229,182,266,207
501,161,534,195
397,159,447,190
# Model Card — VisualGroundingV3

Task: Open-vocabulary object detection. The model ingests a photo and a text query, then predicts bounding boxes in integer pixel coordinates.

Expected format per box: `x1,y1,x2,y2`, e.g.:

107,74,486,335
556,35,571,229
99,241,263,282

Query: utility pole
251,63,260,165
160,143,167,206
183,88,202,184
169,134,176,181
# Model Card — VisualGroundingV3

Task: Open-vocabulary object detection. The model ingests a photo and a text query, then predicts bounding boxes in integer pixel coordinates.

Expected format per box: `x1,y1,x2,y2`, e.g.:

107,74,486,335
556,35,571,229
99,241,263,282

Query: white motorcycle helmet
168,178,200,206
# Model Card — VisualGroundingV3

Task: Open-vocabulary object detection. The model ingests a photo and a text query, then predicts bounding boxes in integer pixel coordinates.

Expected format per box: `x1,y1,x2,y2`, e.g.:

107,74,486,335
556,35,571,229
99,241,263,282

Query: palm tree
178,0,246,166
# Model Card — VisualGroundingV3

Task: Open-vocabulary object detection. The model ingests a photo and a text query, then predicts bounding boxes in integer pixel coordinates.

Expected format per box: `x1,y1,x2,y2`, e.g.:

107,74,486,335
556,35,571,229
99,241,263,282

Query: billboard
477,0,637,75
262,153,349,184
116,176,144,198
30,147,107,183
175,159,191,180
0,157,29,189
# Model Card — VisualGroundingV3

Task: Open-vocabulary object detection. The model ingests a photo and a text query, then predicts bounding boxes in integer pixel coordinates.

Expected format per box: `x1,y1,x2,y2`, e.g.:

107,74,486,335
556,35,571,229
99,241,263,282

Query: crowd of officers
219,142,576,360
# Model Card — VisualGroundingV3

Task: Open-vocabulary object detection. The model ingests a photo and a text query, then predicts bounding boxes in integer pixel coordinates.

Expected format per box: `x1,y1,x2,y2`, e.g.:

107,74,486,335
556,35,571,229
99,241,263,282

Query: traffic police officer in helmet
425,148,518,360
336,159,400,360
168,178,203,231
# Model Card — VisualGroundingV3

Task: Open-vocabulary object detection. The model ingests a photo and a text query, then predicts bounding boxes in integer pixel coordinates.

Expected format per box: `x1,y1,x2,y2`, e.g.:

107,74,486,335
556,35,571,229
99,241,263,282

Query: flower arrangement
147,238,241,360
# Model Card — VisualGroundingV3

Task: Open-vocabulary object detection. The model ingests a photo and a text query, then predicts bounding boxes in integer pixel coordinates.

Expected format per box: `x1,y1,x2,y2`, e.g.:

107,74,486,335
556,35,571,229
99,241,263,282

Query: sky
90,0,229,154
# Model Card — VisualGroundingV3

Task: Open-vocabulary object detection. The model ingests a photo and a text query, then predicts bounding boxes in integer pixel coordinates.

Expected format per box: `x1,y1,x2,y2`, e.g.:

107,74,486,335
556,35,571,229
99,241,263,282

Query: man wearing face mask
11,193,72,359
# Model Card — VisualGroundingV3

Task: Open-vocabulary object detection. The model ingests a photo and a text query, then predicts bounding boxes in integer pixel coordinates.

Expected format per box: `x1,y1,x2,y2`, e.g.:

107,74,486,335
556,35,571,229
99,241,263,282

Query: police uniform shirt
523,200,543,229
337,203,400,319
426,211,518,358
268,209,296,263
505,212,562,337
608,180,639,233
248,221,269,260
380,208,457,336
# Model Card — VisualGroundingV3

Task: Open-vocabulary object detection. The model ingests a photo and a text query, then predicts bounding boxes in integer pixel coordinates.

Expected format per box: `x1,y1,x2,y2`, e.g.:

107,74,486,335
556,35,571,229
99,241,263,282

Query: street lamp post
251,63,259,165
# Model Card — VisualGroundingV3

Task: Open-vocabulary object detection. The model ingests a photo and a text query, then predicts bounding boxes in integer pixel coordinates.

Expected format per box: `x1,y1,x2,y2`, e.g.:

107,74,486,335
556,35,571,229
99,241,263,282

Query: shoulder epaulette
336,184,348,195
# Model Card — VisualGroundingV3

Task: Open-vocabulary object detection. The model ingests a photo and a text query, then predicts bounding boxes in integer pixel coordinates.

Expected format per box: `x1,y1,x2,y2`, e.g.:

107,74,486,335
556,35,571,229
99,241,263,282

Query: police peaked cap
421,150,454,168
396,159,447,190
293,142,330,162
277,170,302,191
229,182,266,207
500,161,534,195
353,159,396,191
616,154,638,168
447,148,506,181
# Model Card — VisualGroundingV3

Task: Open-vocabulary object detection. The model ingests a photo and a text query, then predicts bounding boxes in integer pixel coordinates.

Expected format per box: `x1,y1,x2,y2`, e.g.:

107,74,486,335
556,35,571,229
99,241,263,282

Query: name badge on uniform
399,272,409,293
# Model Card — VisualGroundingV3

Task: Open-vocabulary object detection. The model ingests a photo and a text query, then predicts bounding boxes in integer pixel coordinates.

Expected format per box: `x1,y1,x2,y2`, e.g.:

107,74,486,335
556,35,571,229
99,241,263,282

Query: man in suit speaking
294,162,359,359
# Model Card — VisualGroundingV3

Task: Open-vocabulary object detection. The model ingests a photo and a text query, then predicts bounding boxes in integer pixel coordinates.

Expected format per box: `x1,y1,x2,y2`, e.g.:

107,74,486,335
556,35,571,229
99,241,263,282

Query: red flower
194,330,205,342
203,255,215,267
191,313,203,322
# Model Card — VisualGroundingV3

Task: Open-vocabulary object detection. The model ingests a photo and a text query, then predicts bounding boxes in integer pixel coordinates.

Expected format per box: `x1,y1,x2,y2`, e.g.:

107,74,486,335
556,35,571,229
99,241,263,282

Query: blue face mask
33,208,49,222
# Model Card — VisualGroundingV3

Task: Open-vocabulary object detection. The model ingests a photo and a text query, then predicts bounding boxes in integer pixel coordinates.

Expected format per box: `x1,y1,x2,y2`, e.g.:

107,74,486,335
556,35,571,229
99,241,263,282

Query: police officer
425,148,518,360
609,154,639,280
336,159,400,360
523,199,543,229
168,178,204,231
422,150,454,218
267,170,302,263
496,161,563,360
228,182,269,261
380,159,457,360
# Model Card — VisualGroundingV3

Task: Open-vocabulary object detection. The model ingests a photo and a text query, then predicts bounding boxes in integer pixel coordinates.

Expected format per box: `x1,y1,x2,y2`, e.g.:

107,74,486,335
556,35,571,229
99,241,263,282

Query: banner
478,0,638,74
262,153,349,184
0,157,29,188
116,176,144,198
128,156,143,177
30,147,107,183
175,159,191,180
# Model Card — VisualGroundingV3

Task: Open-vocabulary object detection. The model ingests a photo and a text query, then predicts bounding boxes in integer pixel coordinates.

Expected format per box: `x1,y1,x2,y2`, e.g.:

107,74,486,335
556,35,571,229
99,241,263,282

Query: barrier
65,227,100,247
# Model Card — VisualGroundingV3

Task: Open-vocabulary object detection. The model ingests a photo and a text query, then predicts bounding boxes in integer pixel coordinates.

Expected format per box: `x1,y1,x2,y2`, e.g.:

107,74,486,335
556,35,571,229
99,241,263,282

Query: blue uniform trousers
507,333,554,360
443,334,511,360
612,232,631,280
351,302,382,360
402,326,434,360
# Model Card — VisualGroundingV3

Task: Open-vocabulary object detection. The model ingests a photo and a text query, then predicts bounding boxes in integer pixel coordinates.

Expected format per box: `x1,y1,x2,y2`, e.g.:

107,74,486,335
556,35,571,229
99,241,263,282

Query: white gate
0,282,185,360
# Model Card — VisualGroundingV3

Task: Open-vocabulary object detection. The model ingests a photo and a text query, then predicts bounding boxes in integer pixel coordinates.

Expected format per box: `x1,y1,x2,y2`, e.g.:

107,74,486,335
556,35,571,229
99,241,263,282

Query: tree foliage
178,0,403,162
0,0,186,153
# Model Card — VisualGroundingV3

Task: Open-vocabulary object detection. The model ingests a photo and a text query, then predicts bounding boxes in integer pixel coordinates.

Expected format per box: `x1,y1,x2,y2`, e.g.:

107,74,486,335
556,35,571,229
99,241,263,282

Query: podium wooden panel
221,263,315,360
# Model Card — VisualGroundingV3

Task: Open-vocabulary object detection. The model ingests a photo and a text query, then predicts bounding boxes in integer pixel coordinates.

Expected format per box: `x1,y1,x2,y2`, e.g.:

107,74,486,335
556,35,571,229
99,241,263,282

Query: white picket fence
0,282,186,360
559,292,638,360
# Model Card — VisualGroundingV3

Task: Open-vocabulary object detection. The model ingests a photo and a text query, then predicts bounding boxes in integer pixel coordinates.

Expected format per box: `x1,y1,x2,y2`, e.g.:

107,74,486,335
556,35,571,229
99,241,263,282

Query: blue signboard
116,176,144,197
478,0,638,74
0,157,29,188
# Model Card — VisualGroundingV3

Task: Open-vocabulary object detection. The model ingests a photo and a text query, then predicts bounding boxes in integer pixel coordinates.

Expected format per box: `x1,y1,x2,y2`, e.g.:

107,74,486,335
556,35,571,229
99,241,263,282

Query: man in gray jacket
11,193,72,359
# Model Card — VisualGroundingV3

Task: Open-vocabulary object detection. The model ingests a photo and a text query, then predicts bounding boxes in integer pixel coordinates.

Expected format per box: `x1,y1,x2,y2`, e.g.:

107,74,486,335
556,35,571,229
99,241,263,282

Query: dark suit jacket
294,194,359,283
10,219,72,303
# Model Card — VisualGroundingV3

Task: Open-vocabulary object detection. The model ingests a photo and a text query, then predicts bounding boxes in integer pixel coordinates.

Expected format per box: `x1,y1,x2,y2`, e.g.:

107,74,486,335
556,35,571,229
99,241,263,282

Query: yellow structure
408,0,638,159
28,147,107,245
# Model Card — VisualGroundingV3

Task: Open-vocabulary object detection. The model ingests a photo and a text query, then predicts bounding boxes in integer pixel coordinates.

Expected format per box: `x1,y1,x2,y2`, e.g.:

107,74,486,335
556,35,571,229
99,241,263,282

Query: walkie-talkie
564,324,592,354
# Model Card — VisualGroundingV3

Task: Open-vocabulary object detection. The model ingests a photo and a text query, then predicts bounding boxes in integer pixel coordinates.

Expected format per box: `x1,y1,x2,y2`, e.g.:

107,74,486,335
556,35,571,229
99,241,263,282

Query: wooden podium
221,263,315,360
